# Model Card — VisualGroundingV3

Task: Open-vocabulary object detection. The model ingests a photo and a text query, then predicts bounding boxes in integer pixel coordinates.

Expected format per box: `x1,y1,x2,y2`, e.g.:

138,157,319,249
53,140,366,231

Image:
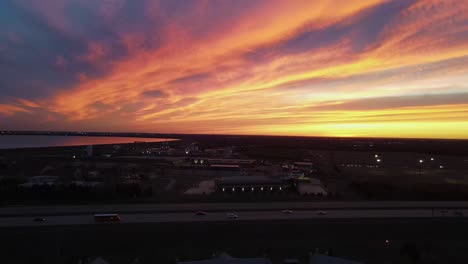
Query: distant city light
430,157,434,161
242,187,244,192
419,159,424,163
251,187,254,191
261,187,264,191
375,154,379,158
279,187,282,191
270,187,273,191
376,159,381,162
440,165,444,169
232,188,235,192
72,155,76,159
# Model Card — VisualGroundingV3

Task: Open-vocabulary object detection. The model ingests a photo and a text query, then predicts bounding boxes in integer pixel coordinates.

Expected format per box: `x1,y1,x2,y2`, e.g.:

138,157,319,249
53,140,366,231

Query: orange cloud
6,0,468,139
17,98,40,108
0,104,30,116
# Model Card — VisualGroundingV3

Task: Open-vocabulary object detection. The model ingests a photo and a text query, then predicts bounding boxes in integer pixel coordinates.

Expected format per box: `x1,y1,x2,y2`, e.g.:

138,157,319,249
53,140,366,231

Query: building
297,178,327,196
309,254,363,264
168,164,242,177
18,175,60,188
184,180,216,195
293,161,315,174
216,176,285,193
209,164,240,171
88,257,111,264
294,161,313,168
203,147,234,158
87,145,93,157
178,253,271,264
185,142,200,154
205,158,256,166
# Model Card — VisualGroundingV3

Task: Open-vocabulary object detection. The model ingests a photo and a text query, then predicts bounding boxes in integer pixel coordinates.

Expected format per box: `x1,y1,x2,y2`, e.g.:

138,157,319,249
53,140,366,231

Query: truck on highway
94,214,121,222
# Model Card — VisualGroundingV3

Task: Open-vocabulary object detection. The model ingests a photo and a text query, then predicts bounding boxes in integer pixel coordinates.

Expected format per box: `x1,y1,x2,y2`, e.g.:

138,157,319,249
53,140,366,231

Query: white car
226,213,238,219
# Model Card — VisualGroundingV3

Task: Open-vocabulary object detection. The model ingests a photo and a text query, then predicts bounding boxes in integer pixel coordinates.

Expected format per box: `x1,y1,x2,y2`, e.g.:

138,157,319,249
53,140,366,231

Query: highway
2,201,468,217
0,208,466,227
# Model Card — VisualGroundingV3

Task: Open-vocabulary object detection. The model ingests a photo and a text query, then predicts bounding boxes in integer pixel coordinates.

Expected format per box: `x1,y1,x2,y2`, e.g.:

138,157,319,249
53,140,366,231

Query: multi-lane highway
2,202,468,264
0,205,466,227
2,201,468,217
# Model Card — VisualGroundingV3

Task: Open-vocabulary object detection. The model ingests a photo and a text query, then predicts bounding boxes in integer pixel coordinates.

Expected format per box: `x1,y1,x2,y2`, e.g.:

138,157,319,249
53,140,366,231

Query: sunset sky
1,0,468,139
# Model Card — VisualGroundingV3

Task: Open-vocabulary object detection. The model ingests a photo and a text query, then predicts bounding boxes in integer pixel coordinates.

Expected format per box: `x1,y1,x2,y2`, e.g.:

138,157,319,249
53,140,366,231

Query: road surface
2,201,468,217
0,208,466,227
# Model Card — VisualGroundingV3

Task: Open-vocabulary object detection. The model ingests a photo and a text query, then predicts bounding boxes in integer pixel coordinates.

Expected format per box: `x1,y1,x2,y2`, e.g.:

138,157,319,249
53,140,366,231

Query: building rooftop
298,183,327,195
178,254,271,264
294,161,313,166
210,164,240,168
309,254,362,264
217,176,282,185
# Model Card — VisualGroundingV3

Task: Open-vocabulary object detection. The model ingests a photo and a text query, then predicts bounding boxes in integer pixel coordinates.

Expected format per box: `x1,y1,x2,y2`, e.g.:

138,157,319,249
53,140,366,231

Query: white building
297,178,327,196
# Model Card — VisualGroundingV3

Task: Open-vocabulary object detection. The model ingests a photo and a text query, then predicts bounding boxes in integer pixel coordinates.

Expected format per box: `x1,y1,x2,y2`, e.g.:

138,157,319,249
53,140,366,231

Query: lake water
0,135,175,149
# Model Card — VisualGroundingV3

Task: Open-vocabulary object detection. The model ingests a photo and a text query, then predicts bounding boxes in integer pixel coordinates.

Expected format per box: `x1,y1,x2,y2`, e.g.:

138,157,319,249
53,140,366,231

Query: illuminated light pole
419,159,424,177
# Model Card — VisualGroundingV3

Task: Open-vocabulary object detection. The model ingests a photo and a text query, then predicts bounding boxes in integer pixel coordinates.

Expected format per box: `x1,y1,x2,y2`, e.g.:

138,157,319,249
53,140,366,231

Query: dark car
33,217,46,222
195,211,207,216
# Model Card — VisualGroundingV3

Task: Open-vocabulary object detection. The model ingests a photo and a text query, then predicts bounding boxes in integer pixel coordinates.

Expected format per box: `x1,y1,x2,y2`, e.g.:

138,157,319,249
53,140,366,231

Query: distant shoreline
0,135,177,150
2,130,468,141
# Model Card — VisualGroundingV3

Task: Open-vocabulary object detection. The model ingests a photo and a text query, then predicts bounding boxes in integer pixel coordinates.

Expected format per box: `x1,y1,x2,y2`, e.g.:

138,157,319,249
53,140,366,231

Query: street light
375,154,379,158
430,157,434,161
419,160,423,176
376,159,381,163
